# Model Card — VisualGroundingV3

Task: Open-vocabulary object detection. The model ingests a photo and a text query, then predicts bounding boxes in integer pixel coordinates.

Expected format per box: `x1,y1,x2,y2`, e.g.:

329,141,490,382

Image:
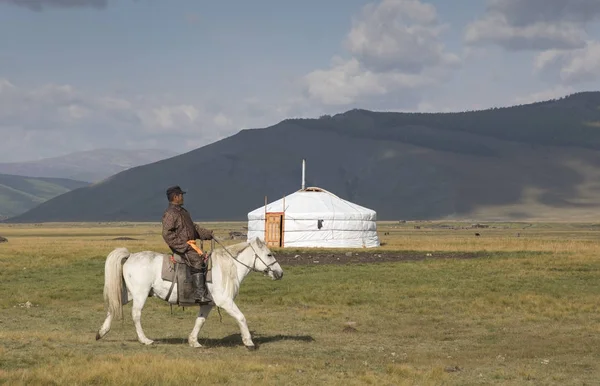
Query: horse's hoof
189,341,202,348
95,332,101,340
141,340,154,346
246,345,256,351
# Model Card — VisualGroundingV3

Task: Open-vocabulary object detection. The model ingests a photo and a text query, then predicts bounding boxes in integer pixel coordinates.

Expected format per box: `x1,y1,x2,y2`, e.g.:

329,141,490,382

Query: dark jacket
162,203,213,254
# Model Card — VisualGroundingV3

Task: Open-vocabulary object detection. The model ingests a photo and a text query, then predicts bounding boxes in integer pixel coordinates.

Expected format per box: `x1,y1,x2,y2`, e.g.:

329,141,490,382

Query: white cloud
465,0,600,51
487,0,600,25
61,104,91,121
304,0,460,107
533,49,566,72
556,41,600,83
0,78,288,162
513,85,576,105
534,41,600,83
345,0,458,73
213,113,232,127
0,79,16,91
305,58,387,106
138,105,201,132
97,97,133,110
305,57,439,106
0,79,212,135
0,0,108,11
465,0,600,87
465,16,587,51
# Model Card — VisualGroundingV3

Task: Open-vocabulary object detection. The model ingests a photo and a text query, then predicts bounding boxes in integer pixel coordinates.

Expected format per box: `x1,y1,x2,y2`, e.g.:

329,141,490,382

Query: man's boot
191,271,212,304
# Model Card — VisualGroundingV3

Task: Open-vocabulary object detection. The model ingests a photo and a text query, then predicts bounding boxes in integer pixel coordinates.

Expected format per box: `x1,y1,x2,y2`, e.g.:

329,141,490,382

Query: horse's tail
104,247,130,320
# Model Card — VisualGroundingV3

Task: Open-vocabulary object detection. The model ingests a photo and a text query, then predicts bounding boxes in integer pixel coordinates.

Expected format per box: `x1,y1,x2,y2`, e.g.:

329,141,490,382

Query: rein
212,236,278,274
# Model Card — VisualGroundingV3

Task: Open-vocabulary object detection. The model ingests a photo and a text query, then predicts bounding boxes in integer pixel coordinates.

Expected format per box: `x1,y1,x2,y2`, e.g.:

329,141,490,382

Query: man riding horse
161,185,214,304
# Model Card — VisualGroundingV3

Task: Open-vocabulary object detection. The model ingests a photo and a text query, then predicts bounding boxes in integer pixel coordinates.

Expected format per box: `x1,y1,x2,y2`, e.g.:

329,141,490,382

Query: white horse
95,237,283,349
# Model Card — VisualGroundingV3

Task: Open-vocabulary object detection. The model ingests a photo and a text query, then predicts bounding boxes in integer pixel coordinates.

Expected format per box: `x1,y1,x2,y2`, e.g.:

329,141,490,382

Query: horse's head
250,237,284,280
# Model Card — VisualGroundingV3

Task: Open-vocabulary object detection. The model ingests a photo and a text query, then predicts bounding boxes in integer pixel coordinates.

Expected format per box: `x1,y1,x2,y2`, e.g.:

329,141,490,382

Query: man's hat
166,185,186,198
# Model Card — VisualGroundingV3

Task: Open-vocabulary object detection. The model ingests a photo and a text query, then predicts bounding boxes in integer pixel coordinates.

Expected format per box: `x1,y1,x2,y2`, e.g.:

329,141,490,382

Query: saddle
160,253,213,307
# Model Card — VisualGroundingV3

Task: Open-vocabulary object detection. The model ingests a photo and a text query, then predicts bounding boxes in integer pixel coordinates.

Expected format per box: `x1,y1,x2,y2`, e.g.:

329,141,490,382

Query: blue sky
1,0,600,162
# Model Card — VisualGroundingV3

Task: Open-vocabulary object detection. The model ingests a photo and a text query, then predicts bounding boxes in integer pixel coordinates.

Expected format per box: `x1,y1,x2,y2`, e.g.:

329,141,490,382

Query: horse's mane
210,240,251,298
213,240,250,259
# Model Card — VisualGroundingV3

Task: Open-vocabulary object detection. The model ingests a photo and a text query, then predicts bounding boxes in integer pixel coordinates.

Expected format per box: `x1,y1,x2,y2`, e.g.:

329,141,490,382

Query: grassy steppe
0,221,599,385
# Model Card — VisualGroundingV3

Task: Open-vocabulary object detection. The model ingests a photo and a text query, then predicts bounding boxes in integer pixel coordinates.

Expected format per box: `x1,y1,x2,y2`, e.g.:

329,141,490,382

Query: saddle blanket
160,253,213,306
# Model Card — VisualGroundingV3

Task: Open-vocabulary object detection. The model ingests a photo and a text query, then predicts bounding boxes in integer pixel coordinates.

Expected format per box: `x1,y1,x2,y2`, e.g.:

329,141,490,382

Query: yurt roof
247,187,377,221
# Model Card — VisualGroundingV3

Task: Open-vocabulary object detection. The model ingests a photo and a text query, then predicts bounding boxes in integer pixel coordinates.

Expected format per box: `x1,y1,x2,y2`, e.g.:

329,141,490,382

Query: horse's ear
255,237,263,247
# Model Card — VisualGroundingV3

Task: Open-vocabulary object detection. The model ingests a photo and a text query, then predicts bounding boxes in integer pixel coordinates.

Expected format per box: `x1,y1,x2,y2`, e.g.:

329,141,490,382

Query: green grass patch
1,223,600,384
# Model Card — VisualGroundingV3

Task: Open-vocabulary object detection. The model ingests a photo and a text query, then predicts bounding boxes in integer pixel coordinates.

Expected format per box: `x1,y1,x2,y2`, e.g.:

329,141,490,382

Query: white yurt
247,161,379,248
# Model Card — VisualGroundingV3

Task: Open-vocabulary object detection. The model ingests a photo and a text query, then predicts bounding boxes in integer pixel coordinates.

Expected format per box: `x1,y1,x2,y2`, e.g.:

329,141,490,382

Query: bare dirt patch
273,250,487,266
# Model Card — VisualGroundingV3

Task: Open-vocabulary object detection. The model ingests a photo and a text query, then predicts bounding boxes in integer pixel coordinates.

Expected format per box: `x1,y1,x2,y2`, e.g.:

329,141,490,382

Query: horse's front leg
188,304,213,348
220,301,255,350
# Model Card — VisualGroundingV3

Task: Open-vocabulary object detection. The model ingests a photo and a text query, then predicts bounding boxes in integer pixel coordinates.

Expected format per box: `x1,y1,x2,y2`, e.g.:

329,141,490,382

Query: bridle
213,237,278,274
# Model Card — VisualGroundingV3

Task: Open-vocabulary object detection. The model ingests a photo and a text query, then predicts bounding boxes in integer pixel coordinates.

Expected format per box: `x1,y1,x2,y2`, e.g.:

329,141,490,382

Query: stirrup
195,295,212,304
194,289,212,304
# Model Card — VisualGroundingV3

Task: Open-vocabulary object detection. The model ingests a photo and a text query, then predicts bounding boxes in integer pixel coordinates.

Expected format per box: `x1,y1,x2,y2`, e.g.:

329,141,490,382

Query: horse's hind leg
220,301,255,350
96,289,131,340
188,304,213,348
96,312,113,340
131,293,153,345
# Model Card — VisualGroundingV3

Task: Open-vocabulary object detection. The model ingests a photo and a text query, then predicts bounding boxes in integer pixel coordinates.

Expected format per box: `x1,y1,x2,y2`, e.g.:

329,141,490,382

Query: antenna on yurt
302,158,306,191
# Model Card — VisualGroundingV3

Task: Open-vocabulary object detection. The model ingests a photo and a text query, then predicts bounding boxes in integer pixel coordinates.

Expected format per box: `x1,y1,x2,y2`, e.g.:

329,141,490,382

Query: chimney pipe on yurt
301,159,306,191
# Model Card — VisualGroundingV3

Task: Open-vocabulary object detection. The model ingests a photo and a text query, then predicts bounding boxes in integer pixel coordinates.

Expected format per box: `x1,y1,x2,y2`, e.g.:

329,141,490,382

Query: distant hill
7,92,600,223
0,148,178,182
0,174,89,220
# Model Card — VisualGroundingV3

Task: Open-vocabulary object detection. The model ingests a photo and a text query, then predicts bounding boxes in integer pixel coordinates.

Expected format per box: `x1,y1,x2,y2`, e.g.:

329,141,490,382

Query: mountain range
0,148,178,182
0,174,89,220
6,92,600,223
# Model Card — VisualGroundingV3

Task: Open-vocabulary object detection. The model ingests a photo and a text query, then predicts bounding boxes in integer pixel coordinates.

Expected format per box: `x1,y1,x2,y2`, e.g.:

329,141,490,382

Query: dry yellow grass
377,221,600,254
1,221,600,385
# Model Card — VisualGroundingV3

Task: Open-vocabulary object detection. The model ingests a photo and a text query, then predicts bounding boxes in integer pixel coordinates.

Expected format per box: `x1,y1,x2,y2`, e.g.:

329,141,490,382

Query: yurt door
265,212,284,247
